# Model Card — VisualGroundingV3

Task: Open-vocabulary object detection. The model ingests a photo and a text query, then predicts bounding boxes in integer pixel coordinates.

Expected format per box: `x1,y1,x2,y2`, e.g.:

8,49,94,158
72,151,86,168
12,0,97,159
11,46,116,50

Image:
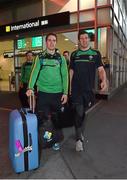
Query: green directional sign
17,39,26,49
86,29,95,41
32,36,42,47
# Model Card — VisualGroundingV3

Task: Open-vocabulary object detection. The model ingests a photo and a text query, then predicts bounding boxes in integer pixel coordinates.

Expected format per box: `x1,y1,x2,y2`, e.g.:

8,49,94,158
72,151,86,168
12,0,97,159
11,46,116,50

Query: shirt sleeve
60,55,69,95
28,55,41,90
96,51,104,68
69,52,75,70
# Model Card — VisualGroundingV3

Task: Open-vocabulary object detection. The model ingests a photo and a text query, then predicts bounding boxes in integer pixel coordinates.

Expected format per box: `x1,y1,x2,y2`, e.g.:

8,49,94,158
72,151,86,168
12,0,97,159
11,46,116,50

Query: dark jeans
18,83,29,108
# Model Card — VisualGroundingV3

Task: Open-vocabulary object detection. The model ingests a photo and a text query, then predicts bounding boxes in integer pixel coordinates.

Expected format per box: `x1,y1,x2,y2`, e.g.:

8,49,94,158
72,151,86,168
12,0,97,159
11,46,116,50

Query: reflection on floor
0,80,15,91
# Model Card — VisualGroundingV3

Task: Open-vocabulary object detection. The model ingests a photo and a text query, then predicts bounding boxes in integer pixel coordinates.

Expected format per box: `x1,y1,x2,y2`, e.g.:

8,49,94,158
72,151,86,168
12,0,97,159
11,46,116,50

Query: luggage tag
15,140,32,157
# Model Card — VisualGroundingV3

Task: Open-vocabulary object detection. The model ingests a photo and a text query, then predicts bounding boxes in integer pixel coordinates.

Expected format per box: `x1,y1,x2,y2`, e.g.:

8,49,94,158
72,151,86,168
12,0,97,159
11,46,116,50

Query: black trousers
36,91,64,143
71,91,95,141
18,83,29,108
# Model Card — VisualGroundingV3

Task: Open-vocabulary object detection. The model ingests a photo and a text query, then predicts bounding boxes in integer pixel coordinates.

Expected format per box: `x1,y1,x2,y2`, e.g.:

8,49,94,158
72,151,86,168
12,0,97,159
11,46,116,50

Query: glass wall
45,0,111,15
80,0,95,10
114,0,119,19
113,0,127,37
0,40,14,91
97,27,110,91
98,8,112,25
114,17,119,33
98,27,107,59
114,52,119,88
79,10,94,22
0,36,44,91
45,0,96,15
0,0,127,93
97,0,109,6
0,40,14,81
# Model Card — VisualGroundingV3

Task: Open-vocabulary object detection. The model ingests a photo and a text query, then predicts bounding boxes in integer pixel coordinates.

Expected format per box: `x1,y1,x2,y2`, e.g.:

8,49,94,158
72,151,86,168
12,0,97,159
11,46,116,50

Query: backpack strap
54,52,62,65
39,51,62,70
39,55,45,69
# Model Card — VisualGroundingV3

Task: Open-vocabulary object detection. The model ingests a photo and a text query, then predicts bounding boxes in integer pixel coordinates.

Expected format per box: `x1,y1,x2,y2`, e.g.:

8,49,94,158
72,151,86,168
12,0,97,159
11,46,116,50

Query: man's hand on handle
26,89,34,97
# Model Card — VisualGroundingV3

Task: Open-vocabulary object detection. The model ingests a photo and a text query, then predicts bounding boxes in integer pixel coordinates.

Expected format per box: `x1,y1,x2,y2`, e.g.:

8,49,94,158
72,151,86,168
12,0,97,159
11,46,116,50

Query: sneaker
52,143,60,151
76,140,84,152
81,133,84,141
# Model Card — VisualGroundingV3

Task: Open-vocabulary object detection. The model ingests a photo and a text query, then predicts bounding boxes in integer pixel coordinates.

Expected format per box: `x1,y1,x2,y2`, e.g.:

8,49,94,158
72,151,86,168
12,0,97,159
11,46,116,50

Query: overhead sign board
17,39,26,49
32,36,42,47
0,11,70,36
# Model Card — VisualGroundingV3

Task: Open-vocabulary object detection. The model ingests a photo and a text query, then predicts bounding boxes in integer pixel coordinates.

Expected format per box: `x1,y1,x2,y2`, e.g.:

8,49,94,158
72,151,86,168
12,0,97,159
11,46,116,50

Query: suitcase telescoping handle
29,93,35,113
29,133,32,152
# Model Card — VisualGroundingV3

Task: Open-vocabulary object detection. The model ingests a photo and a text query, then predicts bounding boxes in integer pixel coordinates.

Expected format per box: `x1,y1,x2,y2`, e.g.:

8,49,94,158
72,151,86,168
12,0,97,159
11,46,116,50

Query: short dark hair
25,50,34,56
46,33,57,41
78,30,90,40
63,50,69,55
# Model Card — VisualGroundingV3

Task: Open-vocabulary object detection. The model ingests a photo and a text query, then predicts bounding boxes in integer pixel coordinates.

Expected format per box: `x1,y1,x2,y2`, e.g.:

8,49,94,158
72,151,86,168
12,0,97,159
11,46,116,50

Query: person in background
26,33,68,150
18,50,34,108
63,50,70,68
70,30,107,152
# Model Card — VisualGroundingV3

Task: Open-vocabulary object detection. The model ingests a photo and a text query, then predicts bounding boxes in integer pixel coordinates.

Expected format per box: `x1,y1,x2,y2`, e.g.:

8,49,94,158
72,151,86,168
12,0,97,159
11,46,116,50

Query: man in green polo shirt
18,50,34,108
26,33,68,150
70,30,107,152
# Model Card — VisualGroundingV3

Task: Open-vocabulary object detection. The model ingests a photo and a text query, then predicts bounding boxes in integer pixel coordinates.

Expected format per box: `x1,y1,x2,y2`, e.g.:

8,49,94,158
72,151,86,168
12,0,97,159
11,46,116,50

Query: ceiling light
64,38,69,41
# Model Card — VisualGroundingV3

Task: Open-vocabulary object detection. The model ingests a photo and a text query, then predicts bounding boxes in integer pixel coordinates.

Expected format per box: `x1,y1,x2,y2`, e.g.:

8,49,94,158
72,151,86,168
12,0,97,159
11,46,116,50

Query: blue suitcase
9,109,39,173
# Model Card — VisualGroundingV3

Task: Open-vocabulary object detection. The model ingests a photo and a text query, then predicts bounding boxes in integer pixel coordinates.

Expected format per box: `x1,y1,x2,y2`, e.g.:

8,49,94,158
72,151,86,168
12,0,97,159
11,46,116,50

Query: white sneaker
52,143,60,151
76,140,84,152
81,134,84,141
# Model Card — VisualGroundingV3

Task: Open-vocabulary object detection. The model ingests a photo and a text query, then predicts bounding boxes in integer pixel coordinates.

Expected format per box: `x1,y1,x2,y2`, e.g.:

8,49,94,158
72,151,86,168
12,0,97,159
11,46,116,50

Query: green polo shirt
28,50,68,94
